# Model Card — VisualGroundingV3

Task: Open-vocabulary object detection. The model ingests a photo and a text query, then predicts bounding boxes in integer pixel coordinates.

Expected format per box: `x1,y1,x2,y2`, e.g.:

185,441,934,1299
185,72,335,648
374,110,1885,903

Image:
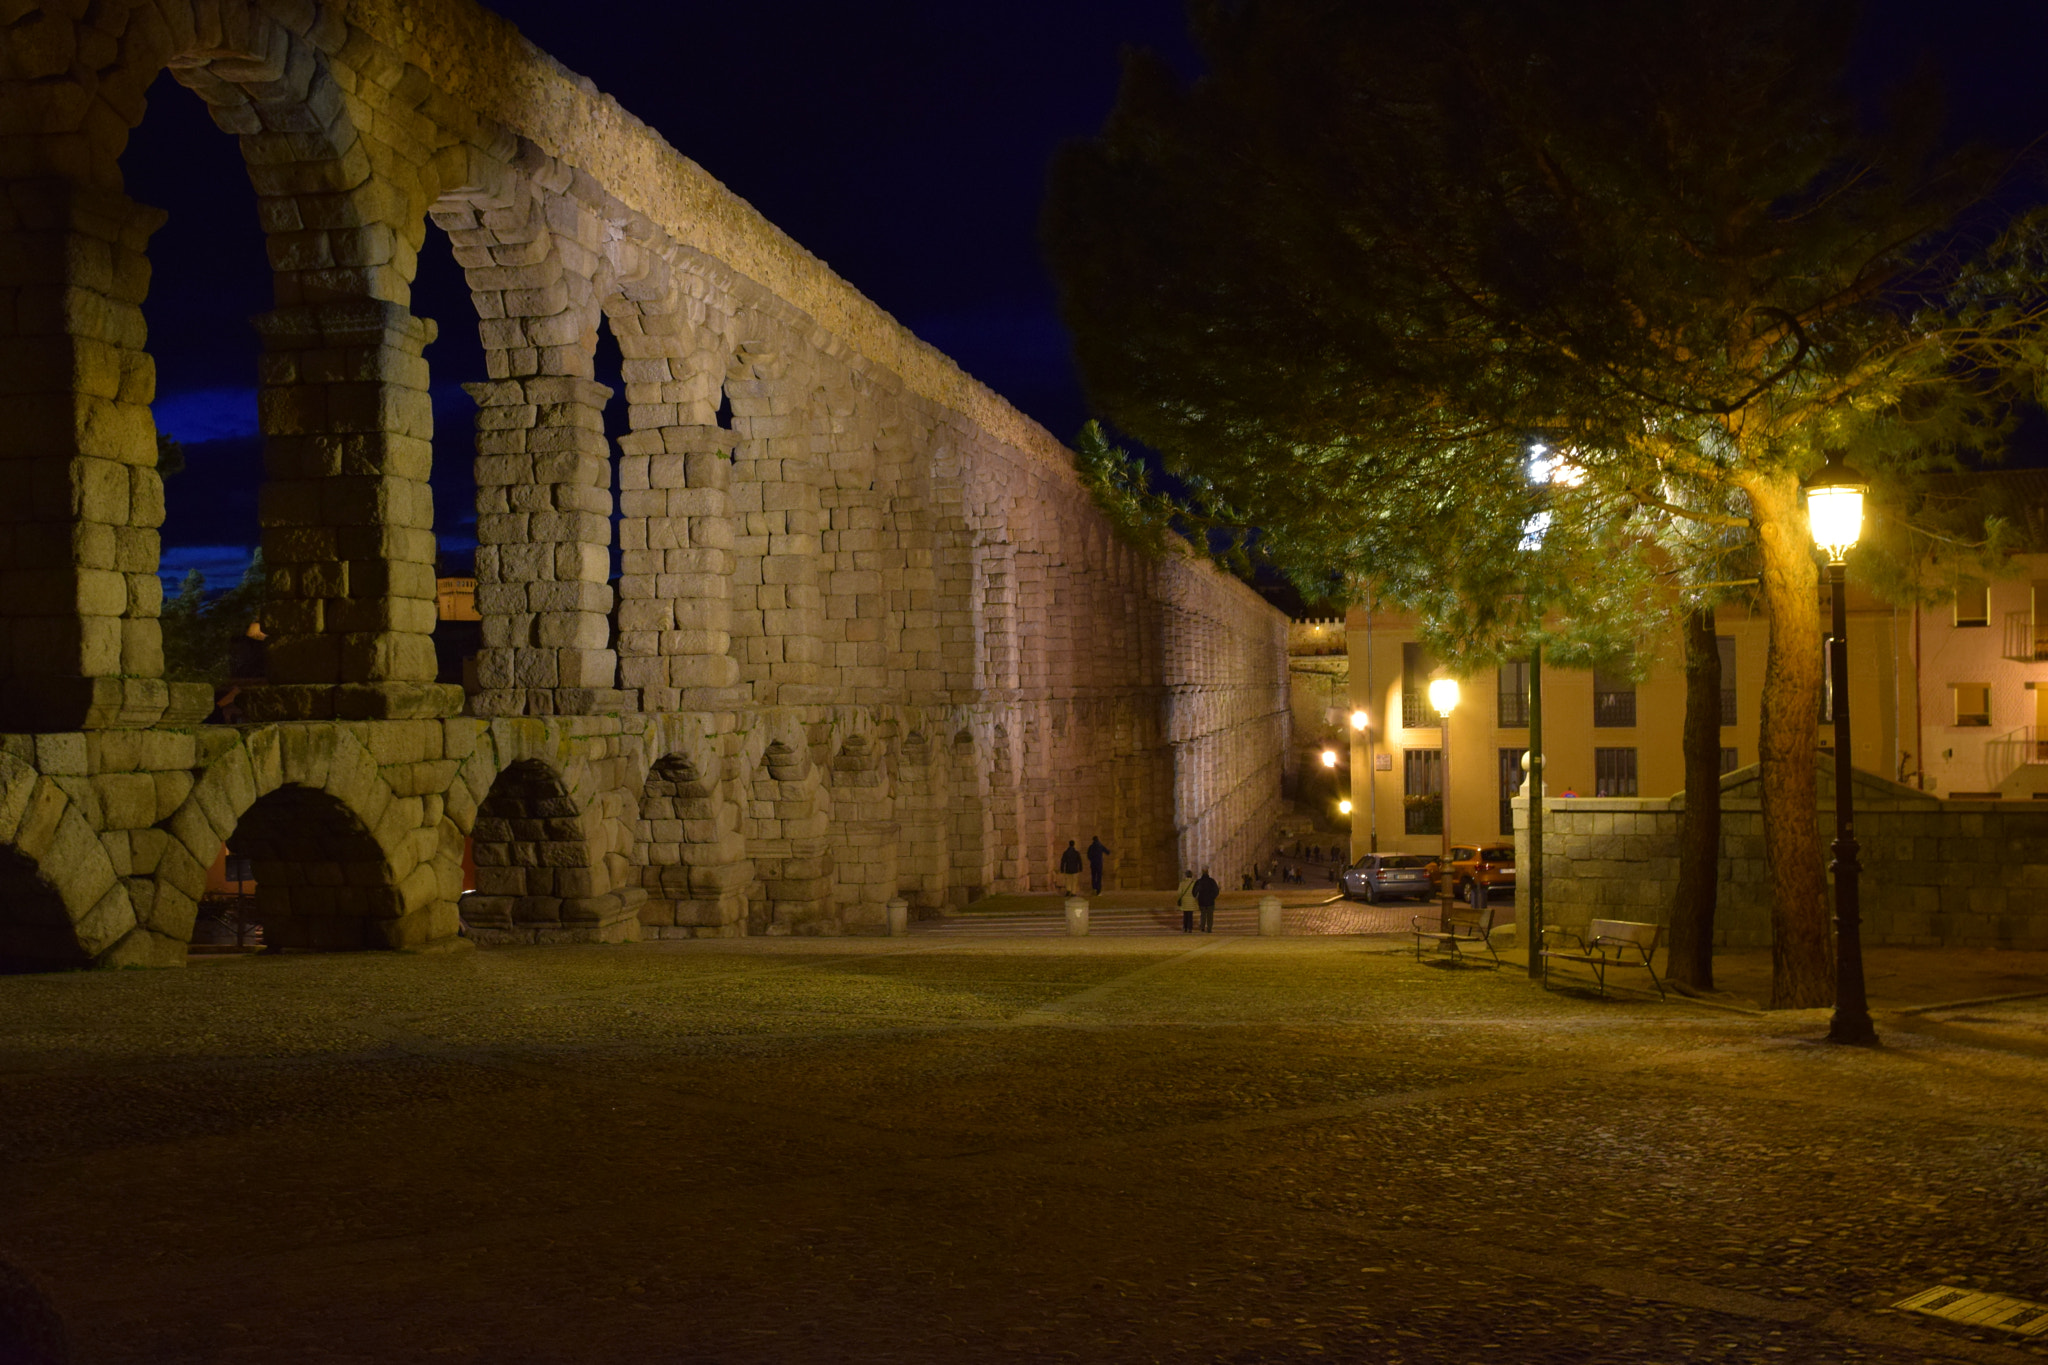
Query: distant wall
1513,763,2048,948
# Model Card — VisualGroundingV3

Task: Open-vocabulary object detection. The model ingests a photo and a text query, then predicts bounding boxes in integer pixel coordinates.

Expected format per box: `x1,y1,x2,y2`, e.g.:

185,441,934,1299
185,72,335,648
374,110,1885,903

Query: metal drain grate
1895,1285,2048,1336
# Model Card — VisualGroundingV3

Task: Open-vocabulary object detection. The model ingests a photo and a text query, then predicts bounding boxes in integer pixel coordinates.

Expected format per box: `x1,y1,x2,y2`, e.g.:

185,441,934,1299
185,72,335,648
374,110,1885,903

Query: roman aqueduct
0,0,1289,967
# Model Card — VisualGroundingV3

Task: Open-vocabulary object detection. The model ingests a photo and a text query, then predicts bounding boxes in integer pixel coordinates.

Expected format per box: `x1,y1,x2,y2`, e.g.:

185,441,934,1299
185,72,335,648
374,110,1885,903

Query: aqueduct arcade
0,0,1289,968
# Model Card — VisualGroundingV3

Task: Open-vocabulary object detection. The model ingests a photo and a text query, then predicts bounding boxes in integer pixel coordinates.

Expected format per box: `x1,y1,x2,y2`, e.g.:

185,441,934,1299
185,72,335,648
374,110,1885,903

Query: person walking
1193,868,1220,933
1086,836,1112,894
1058,840,1084,896
1176,869,1197,933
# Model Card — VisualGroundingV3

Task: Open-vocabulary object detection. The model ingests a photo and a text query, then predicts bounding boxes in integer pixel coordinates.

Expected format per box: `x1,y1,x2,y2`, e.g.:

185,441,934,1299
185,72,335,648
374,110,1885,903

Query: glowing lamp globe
1427,677,1461,717
1338,799,1353,815
1804,456,1869,565
1349,709,1369,731
1320,749,1338,768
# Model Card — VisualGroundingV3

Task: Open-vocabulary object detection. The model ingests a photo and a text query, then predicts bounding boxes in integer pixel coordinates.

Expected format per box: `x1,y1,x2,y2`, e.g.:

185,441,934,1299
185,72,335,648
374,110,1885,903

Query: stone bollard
1258,895,1284,937
1064,895,1090,936
886,897,909,937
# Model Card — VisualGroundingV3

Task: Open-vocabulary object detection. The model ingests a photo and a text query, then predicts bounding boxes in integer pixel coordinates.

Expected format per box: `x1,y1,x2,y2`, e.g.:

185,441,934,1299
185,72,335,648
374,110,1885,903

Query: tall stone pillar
244,299,456,720
468,373,622,715
727,356,823,707
0,181,205,730
616,422,742,711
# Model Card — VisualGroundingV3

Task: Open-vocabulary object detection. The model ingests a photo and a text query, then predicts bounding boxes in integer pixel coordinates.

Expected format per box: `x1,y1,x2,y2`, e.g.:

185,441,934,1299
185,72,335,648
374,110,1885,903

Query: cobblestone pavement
1,938,2044,1364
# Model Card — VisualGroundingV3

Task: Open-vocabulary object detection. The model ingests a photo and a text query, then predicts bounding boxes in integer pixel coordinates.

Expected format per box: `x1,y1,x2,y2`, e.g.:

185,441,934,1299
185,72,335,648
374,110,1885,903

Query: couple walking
1176,868,1220,933
1058,836,1113,895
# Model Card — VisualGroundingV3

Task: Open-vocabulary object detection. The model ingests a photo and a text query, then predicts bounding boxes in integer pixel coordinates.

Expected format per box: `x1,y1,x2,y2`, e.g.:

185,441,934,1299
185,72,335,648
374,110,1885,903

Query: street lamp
1320,748,1339,768
1428,677,1461,929
1350,709,1369,731
1805,453,1877,1046
1338,798,1353,815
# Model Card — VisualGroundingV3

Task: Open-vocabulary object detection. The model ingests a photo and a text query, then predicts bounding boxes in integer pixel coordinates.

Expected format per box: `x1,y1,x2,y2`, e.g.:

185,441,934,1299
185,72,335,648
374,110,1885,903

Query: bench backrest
1588,918,1661,952
1449,903,1500,933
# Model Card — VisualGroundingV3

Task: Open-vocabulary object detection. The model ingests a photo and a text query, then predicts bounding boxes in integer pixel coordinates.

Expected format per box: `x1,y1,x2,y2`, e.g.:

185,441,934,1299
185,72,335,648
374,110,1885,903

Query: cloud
153,387,260,444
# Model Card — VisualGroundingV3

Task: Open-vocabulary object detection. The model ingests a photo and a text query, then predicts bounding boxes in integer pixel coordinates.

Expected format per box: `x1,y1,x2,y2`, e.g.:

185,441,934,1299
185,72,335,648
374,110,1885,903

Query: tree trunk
1669,605,1719,989
1746,468,1833,1008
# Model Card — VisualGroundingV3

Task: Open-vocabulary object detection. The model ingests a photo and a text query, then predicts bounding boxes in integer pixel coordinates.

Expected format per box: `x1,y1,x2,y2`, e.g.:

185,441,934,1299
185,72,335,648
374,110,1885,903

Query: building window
1402,642,1437,729
1403,747,1443,834
1497,660,1529,727
1955,683,1991,727
1594,747,1638,796
1956,578,1989,628
1717,636,1736,726
1720,746,1740,775
1498,748,1524,836
1593,663,1636,727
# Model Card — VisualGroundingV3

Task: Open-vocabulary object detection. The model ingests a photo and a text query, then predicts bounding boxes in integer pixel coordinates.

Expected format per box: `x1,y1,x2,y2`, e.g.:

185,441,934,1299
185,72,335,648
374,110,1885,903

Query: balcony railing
1498,690,1528,728
1593,689,1637,727
1969,724,2048,789
2003,611,2048,662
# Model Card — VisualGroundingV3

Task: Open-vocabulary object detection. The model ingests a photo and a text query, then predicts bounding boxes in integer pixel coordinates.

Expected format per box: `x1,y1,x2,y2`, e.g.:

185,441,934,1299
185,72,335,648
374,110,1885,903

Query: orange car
1431,842,1516,906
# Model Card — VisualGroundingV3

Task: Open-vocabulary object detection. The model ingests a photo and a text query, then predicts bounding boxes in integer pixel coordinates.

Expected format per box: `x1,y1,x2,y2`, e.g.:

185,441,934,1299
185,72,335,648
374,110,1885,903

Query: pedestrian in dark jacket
1058,840,1084,896
1193,869,1220,933
1086,836,1111,893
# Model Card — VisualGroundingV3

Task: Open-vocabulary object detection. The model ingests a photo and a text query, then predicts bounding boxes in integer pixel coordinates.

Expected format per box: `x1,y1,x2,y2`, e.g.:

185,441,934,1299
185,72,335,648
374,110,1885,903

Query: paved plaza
2,933,2045,1364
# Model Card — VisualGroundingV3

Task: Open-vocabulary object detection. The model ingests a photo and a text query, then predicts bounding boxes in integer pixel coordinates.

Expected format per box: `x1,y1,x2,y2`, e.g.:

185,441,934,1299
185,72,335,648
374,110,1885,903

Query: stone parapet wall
1512,765,2048,949
0,0,1290,968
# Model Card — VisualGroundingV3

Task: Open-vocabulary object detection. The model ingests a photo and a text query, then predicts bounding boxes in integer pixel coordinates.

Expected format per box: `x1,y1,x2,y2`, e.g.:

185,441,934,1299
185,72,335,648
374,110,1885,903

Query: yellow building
1339,590,1925,858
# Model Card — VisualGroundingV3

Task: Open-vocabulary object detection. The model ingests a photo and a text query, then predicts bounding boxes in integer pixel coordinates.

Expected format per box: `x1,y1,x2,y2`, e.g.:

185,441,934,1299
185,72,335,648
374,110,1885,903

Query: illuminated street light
1338,798,1353,815
1805,453,1876,1046
1320,748,1338,768
1429,678,1460,930
1350,709,1369,731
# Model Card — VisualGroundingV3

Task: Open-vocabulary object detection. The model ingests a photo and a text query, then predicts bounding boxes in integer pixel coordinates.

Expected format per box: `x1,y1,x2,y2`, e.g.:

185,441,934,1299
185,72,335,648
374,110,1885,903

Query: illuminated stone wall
0,0,1287,965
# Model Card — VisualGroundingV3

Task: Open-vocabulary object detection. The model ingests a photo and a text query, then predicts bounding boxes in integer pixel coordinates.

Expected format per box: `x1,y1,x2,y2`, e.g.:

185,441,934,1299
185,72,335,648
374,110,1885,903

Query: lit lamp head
1427,676,1461,718
1320,748,1338,768
1349,709,1369,731
1338,798,1353,815
1803,454,1869,566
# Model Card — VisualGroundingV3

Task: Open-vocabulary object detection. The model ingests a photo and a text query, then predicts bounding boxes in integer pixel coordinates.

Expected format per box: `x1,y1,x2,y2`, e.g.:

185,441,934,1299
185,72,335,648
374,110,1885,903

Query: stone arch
461,757,640,944
157,725,455,952
0,0,457,728
740,721,835,934
636,740,750,938
225,785,401,951
0,751,137,971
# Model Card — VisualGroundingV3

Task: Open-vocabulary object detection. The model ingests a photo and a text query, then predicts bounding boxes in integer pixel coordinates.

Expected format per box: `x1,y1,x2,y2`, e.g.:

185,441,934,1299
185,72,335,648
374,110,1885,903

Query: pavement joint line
1005,935,1235,1021
1896,988,2048,1016
1880,1012,2048,1061
1191,1196,2024,1365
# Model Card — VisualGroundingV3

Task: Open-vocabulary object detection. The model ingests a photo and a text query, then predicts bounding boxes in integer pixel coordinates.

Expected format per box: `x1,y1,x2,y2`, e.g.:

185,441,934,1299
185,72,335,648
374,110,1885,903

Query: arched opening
0,847,88,974
408,216,490,696
638,752,749,938
125,70,272,716
225,787,398,951
462,759,634,943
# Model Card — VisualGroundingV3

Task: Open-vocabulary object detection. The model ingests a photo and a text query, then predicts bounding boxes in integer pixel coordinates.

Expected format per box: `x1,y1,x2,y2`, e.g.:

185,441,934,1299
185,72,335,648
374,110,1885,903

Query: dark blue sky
125,0,2048,589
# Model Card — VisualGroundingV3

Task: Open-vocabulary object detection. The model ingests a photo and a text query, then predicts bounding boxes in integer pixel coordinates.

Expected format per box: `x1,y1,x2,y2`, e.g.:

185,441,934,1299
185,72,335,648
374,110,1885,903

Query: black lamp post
1805,454,1878,1046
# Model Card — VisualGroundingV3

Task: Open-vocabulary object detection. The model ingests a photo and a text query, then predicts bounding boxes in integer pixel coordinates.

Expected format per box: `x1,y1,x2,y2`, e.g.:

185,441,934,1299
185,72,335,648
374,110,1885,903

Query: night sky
123,0,2048,592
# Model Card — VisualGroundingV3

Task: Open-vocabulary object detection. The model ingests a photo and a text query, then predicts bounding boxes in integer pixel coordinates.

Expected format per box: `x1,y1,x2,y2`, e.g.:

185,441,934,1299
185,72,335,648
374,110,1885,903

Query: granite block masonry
1512,762,2048,950
0,0,1290,966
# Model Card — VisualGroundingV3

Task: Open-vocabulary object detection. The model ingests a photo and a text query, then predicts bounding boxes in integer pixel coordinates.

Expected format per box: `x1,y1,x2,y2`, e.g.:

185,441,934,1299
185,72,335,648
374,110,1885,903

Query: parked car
1340,853,1439,903
1444,843,1516,905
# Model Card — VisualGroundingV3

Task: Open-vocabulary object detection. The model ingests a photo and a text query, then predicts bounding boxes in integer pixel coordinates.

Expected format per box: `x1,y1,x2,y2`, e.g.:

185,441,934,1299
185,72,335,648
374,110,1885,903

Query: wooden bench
1539,919,1666,999
1410,903,1501,966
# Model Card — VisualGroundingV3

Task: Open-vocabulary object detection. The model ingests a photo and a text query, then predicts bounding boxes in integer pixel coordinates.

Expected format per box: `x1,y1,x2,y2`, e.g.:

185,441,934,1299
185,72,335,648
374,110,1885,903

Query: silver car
1340,853,1439,904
